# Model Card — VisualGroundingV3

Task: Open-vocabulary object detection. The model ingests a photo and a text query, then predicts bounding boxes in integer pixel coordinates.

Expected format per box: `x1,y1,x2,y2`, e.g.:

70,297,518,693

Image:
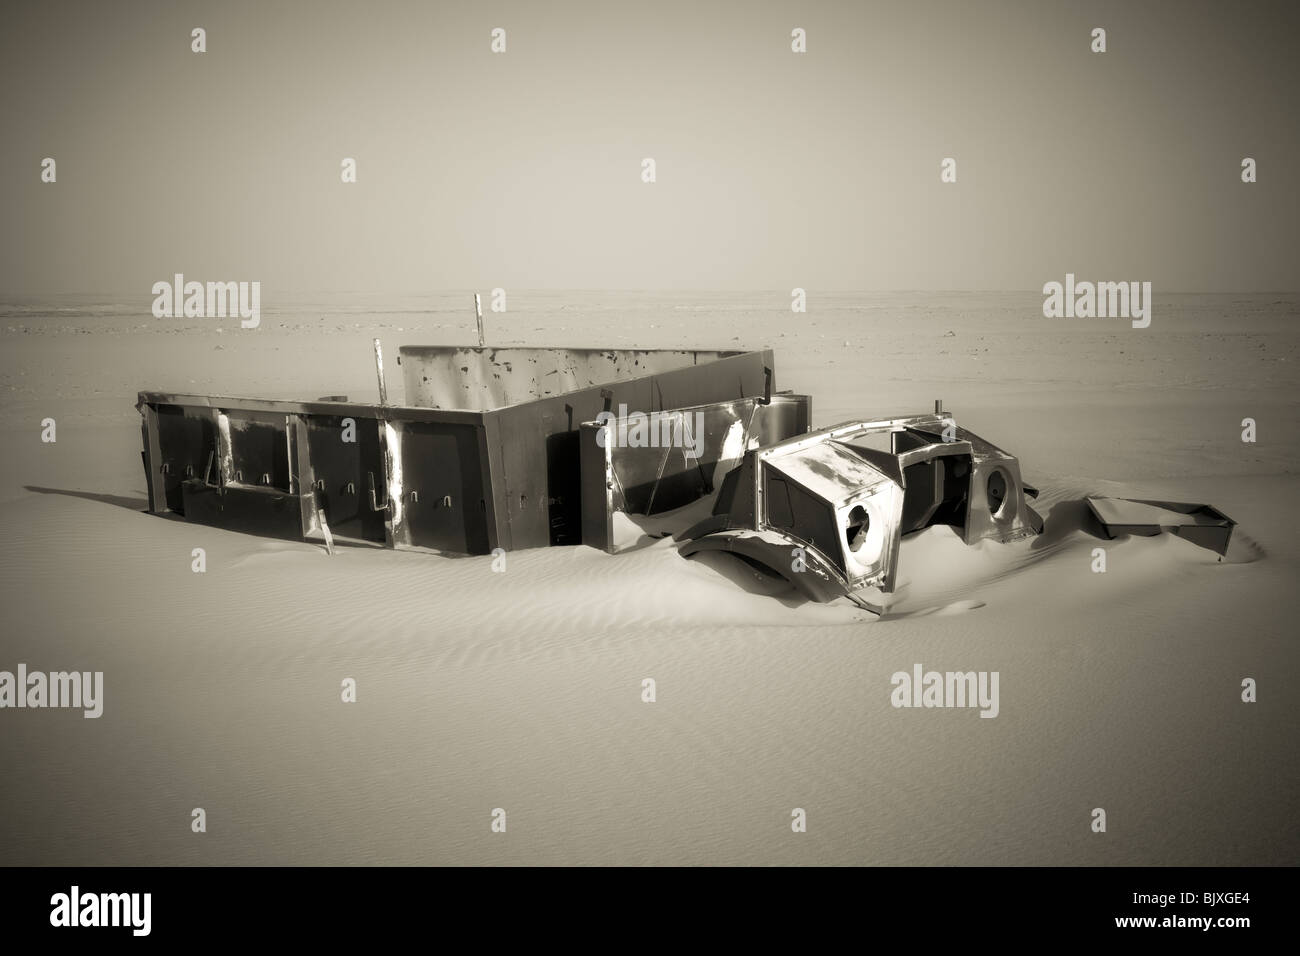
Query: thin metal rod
374,338,388,405
474,293,485,348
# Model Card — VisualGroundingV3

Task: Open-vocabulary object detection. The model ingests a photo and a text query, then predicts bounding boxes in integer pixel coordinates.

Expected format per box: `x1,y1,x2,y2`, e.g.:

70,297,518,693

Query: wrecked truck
673,409,1044,611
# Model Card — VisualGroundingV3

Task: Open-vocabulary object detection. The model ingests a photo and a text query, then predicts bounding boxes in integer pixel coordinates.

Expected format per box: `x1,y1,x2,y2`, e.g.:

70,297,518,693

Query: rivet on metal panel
346,482,355,495
261,473,270,486
410,491,419,504
160,462,170,475
442,495,452,508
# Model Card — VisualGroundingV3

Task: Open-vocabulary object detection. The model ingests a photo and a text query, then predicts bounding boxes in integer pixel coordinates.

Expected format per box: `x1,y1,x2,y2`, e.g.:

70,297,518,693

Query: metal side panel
759,453,905,593
289,415,322,544
578,394,812,553
179,480,308,541
490,404,553,551
578,423,615,552
150,403,220,514
479,413,510,552
901,421,1043,545
388,419,493,554
398,346,744,411
217,408,292,491
297,414,388,544
475,418,505,553
136,391,485,426
139,403,168,514
492,350,777,551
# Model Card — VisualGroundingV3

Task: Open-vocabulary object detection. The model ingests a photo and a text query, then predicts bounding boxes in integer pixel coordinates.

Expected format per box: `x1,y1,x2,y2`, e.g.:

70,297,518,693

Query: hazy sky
2,0,1297,294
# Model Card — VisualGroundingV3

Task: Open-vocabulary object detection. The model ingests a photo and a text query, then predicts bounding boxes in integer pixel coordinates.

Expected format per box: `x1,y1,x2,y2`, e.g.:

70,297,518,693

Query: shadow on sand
24,485,151,513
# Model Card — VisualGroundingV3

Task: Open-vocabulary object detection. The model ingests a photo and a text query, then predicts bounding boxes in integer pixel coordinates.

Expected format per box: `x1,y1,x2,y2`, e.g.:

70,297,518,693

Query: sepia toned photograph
0,0,1295,939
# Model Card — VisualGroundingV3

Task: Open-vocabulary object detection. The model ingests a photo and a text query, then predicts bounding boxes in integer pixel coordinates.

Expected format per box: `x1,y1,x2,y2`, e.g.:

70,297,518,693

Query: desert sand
0,290,1295,865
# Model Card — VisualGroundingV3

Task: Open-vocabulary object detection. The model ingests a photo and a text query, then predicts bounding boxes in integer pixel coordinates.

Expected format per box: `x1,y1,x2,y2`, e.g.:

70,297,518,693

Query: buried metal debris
675,409,1043,608
134,336,1238,608
1085,496,1236,557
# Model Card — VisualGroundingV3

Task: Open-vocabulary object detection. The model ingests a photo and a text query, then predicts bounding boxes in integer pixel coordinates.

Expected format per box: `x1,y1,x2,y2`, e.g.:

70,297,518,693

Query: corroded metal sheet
399,346,742,411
